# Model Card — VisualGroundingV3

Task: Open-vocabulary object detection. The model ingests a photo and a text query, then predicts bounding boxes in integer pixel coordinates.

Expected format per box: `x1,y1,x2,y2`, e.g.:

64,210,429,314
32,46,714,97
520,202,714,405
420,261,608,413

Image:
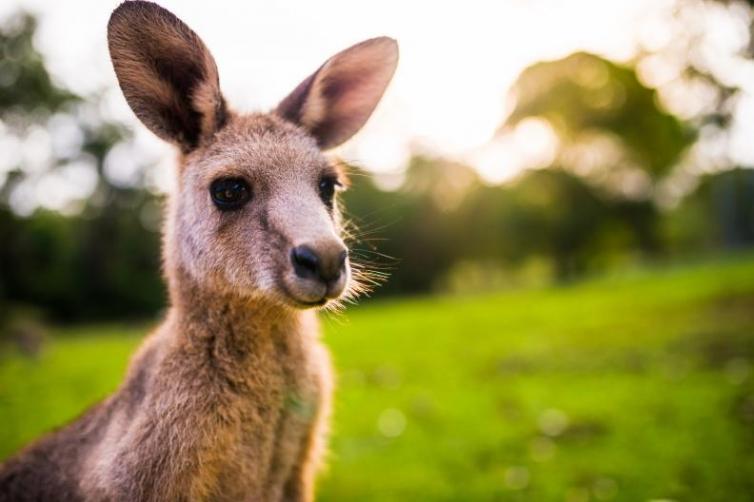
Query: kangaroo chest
200,328,329,501
83,320,331,502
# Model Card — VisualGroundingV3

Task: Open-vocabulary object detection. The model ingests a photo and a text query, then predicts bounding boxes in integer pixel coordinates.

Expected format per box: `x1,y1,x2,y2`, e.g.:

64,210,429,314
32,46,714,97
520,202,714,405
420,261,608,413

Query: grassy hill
2,254,754,500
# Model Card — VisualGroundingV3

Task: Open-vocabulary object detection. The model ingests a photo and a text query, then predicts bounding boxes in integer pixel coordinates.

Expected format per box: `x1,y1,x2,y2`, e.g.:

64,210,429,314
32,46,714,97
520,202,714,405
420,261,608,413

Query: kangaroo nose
291,245,347,283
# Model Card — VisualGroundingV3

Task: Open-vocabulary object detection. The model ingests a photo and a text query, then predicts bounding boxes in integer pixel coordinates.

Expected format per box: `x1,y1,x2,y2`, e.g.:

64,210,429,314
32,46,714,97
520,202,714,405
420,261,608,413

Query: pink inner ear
281,37,398,150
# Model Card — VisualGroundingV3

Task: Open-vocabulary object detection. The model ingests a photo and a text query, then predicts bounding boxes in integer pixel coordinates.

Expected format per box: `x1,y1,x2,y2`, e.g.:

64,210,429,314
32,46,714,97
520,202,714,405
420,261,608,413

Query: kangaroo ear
107,1,227,152
276,37,398,150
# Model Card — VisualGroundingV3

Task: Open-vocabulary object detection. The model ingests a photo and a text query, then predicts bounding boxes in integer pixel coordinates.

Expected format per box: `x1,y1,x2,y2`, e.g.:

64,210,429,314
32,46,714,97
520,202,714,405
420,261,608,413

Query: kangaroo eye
318,176,341,208
210,178,251,211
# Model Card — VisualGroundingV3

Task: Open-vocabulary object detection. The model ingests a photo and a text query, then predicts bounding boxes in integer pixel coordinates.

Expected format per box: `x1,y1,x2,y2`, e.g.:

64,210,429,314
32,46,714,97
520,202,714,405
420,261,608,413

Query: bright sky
3,0,752,195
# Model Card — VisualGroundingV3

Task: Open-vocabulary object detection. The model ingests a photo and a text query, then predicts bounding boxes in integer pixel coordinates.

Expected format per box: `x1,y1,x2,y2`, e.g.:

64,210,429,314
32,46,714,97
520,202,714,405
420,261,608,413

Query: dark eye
210,177,251,211
318,176,341,208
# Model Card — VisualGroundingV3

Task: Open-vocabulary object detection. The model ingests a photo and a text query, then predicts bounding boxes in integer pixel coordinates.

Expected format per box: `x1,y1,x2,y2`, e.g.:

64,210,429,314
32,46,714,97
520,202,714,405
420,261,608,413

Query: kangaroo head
107,1,398,308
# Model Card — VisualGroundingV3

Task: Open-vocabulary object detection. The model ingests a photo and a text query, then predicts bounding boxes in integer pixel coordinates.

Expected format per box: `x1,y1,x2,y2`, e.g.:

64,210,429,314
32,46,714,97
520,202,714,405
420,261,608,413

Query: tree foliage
0,14,76,114
506,52,694,180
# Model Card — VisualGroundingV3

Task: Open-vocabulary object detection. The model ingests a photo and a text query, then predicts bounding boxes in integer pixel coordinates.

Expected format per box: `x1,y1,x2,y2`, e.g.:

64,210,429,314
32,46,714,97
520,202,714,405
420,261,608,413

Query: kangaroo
0,1,398,500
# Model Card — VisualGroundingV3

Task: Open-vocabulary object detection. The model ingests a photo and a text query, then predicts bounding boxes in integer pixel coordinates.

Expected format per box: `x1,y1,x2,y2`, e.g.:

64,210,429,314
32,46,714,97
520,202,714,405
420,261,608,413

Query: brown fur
0,1,397,501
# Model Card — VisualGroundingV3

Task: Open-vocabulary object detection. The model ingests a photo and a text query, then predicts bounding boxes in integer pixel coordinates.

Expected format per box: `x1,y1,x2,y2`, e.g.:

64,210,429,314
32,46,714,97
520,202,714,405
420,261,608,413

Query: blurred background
1,0,754,500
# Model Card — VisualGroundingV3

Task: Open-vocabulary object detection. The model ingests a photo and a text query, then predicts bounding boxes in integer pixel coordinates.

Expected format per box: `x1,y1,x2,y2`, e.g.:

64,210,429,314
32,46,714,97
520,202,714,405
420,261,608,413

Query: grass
2,254,754,500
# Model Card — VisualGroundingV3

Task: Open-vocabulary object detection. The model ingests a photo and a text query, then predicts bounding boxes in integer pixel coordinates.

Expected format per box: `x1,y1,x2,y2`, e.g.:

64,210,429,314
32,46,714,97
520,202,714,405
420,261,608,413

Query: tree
505,52,693,182
0,13,164,322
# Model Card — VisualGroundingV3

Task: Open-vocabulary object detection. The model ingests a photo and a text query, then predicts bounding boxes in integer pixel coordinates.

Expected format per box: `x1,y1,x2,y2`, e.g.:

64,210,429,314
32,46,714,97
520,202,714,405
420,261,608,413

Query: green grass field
2,255,754,501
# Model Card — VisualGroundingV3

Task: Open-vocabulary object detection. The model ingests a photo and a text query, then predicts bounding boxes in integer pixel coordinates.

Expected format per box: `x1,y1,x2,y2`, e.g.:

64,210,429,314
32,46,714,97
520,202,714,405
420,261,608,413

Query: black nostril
291,245,320,280
337,250,348,269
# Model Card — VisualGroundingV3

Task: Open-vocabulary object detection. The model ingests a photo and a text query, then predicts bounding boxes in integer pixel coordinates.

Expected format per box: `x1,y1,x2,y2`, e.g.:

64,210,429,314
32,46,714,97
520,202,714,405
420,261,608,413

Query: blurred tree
0,14,76,114
665,168,754,252
678,0,754,130
467,169,616,280
506,52,694,181
344,157,657,291
503,53,694,257
343,157,472,295
671,0,754,251
0,12,164,323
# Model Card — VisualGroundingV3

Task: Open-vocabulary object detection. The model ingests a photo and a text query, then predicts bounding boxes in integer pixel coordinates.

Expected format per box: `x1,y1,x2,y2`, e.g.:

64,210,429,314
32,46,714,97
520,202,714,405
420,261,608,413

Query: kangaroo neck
164,265,305,374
